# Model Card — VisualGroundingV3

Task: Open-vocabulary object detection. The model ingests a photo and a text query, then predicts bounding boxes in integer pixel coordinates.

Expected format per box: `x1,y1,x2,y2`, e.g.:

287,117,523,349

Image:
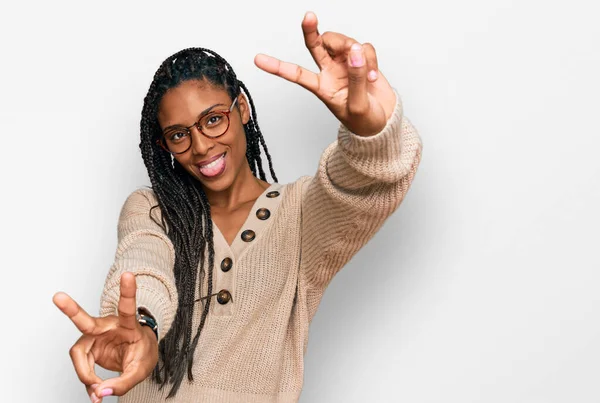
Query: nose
189,126,214,156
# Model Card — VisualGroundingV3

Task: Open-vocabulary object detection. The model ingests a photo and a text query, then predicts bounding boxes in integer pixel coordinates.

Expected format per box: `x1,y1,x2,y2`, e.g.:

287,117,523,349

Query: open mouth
197,152,227,178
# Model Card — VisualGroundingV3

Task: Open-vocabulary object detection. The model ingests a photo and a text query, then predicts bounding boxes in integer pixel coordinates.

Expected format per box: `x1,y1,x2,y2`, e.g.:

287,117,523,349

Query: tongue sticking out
199,154,226,177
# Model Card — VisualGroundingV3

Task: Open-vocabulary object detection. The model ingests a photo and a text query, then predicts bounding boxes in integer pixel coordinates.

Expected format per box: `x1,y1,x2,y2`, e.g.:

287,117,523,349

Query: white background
1,0,598,402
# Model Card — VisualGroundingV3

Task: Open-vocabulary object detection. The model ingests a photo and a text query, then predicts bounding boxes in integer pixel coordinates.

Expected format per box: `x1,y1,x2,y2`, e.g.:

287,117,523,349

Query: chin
202,179,232,192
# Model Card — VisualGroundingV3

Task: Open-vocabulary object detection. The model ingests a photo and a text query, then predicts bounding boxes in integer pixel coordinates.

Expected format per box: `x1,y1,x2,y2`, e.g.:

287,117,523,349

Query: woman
53,11,423,403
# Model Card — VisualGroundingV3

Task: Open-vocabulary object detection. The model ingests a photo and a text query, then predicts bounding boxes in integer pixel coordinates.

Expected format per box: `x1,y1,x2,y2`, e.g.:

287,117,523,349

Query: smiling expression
157,79,251,193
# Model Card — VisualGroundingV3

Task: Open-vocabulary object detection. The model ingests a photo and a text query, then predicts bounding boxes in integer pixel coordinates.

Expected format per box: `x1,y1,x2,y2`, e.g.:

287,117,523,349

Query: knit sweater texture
99,87,423,402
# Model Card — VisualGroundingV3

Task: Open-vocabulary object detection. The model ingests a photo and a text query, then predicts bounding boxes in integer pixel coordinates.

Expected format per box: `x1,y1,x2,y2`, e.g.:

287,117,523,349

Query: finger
53,292,97,334
94,364,146,398
362,42,379,82
118,272,138,330
69,334,103,386
346,43,369,116
86,383,102,403
254,54,319,94
301,11,329,70
321,31,356,61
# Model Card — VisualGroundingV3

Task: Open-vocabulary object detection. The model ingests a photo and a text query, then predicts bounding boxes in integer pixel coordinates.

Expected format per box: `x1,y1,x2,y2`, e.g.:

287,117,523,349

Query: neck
203,162,270,211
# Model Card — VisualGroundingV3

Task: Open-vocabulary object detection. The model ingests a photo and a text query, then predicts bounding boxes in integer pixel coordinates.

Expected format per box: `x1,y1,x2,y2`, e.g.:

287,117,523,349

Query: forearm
300,87,423,290
99,189,179,341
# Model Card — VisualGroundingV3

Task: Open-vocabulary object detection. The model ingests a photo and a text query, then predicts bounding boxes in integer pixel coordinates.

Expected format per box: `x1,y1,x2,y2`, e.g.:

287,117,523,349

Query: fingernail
100,388,113,397
90,392,100,403
368,70,378,81
350,43,364,67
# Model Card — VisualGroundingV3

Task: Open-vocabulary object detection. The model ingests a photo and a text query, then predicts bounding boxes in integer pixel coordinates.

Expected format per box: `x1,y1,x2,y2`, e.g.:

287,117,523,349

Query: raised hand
254,11,397,137
53,272,158,402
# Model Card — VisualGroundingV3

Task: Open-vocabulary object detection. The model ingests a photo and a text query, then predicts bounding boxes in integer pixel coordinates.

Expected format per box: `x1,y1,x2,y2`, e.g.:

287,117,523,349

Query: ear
237,93,251,125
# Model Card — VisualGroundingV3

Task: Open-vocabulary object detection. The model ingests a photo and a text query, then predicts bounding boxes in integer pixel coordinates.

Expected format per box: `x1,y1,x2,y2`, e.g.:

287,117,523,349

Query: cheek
234,129,248,154
227,129,247,163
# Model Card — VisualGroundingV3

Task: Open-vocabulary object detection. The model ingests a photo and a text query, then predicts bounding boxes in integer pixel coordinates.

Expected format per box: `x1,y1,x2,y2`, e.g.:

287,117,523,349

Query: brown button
220,257,233,272
256,208,271,220
266,191,280,198
241,229,255,242
217,289,231,305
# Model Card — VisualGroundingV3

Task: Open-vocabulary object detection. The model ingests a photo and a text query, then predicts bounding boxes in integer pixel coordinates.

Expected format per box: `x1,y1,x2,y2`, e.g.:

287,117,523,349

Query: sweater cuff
99,273,177,342
337,87,409,183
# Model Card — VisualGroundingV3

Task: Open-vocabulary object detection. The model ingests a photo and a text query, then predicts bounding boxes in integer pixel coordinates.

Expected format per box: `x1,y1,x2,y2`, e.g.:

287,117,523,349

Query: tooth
201,154,223,168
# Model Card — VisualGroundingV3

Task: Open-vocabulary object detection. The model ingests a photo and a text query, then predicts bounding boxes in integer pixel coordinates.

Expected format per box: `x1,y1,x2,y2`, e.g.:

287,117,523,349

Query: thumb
346,42,369,116
94,365,145,398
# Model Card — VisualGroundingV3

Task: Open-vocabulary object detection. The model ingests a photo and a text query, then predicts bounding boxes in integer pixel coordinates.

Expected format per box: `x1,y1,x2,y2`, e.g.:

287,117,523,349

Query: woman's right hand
53,272,159,403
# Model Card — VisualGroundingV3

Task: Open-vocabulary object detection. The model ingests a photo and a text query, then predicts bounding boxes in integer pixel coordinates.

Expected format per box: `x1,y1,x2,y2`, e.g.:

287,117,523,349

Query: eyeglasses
156,97,238,155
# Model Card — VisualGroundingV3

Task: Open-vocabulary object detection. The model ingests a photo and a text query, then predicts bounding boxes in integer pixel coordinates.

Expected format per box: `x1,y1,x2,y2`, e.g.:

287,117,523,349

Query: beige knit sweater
99,88,422,402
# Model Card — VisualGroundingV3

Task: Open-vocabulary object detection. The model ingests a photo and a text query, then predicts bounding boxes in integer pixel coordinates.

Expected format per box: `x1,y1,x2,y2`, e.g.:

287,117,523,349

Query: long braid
238,80,278,182
138,47,277,398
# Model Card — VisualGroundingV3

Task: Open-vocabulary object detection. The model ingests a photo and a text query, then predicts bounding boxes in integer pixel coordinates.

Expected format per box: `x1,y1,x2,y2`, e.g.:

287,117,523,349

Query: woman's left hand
254,11,397,137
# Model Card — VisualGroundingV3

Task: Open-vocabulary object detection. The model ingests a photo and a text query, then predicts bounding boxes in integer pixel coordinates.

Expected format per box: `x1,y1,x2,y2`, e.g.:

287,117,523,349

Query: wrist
136,307,159,340
140,324,158,341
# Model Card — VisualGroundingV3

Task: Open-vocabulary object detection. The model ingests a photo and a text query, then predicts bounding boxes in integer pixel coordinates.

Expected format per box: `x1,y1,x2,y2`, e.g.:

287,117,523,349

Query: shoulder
118,187,162,221
276,176,313,200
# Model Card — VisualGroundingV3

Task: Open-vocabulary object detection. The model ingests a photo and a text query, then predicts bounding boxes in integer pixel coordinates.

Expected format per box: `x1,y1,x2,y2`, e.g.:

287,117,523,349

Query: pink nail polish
90,392,99,403
100,388,114,397
350,43,364,67
368,70,378,81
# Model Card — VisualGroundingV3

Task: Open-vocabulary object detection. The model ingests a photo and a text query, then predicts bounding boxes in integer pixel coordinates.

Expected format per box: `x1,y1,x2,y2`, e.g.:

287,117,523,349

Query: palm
53,272,158,399
317,61,379,122
254,11,397,137
87,317,143,372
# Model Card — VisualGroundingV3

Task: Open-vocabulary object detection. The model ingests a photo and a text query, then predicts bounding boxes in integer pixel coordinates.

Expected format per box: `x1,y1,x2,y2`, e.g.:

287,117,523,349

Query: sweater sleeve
299,87,423,291
99,188,178,342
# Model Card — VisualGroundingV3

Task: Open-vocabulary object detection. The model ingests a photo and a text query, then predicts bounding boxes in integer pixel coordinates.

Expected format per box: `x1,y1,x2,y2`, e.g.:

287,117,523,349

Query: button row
217,189,280,305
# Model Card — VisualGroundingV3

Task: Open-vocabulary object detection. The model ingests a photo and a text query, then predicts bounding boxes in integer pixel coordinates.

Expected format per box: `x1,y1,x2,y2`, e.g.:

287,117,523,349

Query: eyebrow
163,103,226,132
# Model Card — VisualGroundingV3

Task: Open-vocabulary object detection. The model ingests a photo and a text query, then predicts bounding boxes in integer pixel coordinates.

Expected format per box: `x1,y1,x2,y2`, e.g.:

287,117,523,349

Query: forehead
157,79,229,127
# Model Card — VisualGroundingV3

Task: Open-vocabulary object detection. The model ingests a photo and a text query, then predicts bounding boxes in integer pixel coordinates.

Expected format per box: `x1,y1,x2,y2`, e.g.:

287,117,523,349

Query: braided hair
138,47,277,398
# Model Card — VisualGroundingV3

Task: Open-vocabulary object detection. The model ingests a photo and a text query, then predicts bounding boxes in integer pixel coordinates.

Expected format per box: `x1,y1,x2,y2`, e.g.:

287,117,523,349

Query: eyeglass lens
163,111,229,154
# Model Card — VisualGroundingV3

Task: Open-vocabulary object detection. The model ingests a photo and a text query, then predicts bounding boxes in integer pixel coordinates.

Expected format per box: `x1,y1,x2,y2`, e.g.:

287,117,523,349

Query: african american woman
53,11,423,403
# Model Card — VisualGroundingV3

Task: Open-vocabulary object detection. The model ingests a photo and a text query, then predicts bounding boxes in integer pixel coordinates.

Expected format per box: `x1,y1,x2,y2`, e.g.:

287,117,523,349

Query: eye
205,114,223,127
168,130,188,142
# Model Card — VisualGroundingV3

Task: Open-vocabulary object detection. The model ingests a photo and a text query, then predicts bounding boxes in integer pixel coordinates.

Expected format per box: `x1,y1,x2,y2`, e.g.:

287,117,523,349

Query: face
157,79,251,193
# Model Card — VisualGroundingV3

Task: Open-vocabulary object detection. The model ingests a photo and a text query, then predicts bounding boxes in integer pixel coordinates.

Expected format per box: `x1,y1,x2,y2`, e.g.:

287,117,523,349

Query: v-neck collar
211,182,285,259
